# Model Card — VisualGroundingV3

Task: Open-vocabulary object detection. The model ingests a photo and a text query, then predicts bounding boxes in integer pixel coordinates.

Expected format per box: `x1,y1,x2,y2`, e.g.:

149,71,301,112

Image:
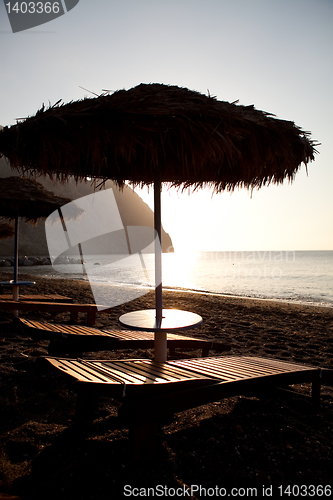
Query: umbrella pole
12,214,19,316
13,214,19,286
154,174,167,362
154,175,163,323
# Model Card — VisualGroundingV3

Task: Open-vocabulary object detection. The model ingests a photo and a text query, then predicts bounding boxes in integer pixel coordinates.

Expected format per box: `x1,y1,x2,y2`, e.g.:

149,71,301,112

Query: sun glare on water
162,250,198,290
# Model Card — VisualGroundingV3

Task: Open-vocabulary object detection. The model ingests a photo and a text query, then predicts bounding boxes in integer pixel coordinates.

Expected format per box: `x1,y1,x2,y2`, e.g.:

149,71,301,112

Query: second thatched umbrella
0,83,318,359
0,220,15,240
0,176,78,305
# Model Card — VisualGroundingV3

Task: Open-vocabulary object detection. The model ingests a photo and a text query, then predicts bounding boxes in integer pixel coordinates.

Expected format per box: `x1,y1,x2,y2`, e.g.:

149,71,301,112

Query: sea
20,250,333,309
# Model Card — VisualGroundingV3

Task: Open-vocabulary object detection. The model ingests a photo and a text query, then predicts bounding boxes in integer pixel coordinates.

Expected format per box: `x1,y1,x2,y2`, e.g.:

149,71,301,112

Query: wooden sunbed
0,300,112,325
18,318,231,357
41,355,323,460
0,293,73,303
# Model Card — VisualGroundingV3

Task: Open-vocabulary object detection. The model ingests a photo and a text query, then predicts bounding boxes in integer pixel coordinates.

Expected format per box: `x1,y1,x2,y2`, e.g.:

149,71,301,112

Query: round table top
119,308,203,332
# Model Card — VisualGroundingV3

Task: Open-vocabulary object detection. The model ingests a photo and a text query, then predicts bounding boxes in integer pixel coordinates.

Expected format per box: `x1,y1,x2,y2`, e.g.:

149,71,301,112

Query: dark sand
0,271,332,499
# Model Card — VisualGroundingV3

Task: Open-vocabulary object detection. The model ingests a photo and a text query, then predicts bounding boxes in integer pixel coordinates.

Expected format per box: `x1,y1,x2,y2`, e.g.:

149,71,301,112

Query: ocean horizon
12,249,333,309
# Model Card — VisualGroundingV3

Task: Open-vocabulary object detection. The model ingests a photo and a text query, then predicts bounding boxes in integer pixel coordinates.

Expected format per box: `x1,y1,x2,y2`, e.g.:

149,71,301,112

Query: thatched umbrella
0,220,15,240
0,83,317,360
0,176,77,304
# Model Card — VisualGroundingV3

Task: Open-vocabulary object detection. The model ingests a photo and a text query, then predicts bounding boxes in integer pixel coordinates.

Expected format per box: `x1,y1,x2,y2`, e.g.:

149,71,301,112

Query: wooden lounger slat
168,358,254,379
85,361,158,384
120,359,213,382
170,356,310,376
219,357,312,377
46,358,114,383
109,331,156,340
169,357,313,382
132,358,217,379
80,359,214,384
170,360,256,380
19,319,96,336
23,320,64,333
193,359,279,378
106,330,199,341
239,356,313,372
78,360,134,384
58,359,113,382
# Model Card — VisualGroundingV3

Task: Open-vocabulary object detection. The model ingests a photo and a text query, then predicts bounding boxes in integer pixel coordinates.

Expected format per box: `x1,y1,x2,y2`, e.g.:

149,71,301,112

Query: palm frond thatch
0,220,15,240
0,84,318,192
0,177,75,221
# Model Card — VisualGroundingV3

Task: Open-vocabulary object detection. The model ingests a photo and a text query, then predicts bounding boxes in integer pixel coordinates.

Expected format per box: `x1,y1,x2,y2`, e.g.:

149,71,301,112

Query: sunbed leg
48,339,60,356
70,311,79,323
202,342,215,357
47,339,83,357
130,421,159,463
311,378,321,405
75,393,99,426
87,310,96,326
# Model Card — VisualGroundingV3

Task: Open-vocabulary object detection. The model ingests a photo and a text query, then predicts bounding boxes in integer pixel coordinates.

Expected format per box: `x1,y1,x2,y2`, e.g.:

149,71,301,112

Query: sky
0,0,332,252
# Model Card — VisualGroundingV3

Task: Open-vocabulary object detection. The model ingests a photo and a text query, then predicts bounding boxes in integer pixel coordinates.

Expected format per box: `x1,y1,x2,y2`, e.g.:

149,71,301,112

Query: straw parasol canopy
0,83,318,359
0,176,81,304
0,220,15,240
0,83,317,191
0,176,75,221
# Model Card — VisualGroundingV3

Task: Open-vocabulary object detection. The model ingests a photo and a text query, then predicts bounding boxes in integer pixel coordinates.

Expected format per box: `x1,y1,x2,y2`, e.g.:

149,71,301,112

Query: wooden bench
0,300,112,325
18,318,231,357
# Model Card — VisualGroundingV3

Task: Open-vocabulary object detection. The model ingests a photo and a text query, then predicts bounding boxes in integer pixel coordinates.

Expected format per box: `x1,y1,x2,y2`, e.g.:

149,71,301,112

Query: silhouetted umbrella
0,176,77,304
0,83,318,359
0,220,15,240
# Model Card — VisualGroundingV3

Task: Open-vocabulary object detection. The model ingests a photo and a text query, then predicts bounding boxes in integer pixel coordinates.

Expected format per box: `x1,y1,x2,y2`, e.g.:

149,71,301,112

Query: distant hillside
0,158,174,256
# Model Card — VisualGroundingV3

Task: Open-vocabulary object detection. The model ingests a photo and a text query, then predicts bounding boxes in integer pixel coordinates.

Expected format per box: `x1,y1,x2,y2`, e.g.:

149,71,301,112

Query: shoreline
2,268,332,311
162,285,333,311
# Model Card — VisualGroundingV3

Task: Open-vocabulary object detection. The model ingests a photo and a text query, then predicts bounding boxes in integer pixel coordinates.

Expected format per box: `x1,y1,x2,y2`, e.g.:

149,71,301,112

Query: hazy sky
1,0,332,251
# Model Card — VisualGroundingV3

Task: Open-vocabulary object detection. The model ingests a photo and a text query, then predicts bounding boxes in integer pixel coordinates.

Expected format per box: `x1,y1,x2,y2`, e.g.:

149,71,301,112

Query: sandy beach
0,270,332,499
